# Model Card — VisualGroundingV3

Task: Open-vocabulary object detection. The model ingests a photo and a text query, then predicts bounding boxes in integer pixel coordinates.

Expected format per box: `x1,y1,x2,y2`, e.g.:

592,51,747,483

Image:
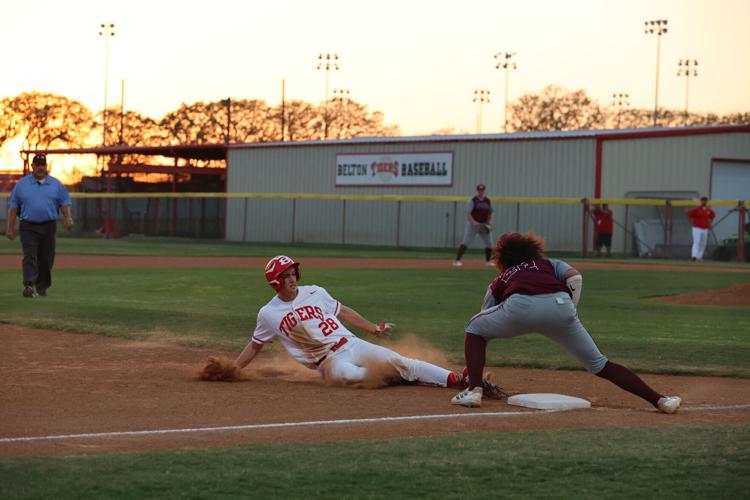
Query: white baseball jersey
252,285,354,368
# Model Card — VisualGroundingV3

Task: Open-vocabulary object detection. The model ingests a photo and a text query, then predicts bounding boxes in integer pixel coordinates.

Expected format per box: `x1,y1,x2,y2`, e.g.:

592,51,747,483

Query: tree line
0,92,400,166
509,85,749,132
1,86,747,166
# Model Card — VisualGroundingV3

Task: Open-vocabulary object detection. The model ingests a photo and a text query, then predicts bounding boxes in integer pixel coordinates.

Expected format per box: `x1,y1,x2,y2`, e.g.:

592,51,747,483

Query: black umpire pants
19,220,57,292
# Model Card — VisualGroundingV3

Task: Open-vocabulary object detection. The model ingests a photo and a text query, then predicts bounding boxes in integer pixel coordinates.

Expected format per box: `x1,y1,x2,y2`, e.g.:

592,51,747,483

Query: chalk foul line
1,403,748,444
0,410,556,444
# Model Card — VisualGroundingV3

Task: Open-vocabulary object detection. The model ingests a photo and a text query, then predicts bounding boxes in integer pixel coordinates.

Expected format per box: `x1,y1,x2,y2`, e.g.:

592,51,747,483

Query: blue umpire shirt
9,174,72,223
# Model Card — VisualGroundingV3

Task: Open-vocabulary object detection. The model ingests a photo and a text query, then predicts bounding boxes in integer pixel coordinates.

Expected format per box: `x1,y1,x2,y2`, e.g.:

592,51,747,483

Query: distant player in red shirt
593,204,613,257
686,196,715,261
450,231,682,414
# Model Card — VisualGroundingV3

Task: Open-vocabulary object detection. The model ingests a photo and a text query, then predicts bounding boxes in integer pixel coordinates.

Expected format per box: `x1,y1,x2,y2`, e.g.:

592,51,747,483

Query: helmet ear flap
264,256,300,291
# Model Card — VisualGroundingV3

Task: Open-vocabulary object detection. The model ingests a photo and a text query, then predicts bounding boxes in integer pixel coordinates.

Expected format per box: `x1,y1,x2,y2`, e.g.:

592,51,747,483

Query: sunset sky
1,0,749,176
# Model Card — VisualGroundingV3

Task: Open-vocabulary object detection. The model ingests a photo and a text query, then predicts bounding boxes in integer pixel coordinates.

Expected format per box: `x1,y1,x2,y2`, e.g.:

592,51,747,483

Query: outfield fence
0,192,746,260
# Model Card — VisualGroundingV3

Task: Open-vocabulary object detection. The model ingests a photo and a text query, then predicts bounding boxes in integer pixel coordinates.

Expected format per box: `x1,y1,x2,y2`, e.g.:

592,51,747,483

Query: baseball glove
481,378,508,400
198,356,239,382
462,367,508,399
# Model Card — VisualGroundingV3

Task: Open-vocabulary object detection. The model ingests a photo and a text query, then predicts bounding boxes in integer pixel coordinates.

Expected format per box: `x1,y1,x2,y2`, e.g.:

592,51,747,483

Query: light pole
99,22,115,147
494,52,516,133
677,59,698,125
332,88,351,139
611,92,630,129
317,52,339,139
473,89,491,134
644,19,668,127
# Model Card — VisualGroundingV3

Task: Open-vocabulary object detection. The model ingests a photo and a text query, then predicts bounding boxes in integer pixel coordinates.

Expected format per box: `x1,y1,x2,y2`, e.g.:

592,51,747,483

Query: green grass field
2,262,749,376
2,237,749,498
1,426,748,499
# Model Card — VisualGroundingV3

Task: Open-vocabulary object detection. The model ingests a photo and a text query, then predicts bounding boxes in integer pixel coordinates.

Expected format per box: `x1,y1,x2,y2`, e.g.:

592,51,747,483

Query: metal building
223,125,750,252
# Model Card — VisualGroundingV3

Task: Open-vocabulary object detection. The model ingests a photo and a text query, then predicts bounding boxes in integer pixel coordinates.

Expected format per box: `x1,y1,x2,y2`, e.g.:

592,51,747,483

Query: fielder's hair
495,230,546,268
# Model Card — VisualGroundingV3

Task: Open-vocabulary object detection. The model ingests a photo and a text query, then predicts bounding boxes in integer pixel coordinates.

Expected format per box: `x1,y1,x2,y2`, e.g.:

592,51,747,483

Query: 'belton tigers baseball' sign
335,152,453,186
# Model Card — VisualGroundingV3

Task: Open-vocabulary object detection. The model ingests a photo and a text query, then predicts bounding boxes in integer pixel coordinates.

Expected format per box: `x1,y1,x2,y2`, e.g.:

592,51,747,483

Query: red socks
464,333,487,390
447,372,465,388
595,361,662,407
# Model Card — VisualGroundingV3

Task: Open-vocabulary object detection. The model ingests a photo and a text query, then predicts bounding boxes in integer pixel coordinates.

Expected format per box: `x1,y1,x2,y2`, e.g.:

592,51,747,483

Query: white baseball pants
691,227,709,260
319,337,451,387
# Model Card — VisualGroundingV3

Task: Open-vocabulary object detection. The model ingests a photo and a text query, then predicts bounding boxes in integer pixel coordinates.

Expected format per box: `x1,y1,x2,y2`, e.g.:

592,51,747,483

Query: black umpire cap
32,154,47,166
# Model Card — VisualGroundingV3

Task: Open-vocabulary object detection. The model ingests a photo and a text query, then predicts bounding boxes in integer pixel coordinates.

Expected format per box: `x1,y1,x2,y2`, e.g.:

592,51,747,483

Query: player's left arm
338,304,393,337
563,268,582,306
551,258,583,306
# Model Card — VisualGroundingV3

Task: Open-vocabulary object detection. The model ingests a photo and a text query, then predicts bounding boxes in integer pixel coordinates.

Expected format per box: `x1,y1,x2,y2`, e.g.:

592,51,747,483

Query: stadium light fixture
98,22,115,147
677,59,698,125
473,89,491,134
494,52,517,133
644,19,668,127
611,92,630,129
317,52,339,139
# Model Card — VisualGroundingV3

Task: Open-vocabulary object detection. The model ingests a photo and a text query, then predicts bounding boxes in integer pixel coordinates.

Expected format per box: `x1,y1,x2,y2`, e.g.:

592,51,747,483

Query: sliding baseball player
225,255,504,396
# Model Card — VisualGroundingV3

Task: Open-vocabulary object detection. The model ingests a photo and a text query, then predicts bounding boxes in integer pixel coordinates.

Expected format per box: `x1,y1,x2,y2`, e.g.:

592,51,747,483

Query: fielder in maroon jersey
450,231,682,413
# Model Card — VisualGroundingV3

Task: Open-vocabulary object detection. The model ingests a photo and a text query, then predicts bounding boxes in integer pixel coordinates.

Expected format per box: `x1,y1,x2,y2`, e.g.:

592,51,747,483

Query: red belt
315,337,348,367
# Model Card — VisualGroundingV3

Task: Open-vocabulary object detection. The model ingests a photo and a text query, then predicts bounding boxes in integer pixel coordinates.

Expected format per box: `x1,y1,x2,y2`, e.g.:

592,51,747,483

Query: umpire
5,154,73,297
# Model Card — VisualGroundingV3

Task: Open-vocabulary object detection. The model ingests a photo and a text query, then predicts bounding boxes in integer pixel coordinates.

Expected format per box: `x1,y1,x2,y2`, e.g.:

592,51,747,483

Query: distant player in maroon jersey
686,196,715,261
450,231,682,414
593,203,613,257
453,184,495,267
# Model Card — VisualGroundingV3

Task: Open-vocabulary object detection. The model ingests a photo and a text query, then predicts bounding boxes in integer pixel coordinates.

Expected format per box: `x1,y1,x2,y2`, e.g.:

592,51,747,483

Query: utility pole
281,79,286,142
119,79,125,145
220,98,232,144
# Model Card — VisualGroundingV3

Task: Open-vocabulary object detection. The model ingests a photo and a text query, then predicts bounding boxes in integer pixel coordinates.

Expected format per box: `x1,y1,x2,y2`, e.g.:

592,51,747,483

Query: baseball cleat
657,396,682,414
452,260,463,267
451,386,483,407
22,285,37,298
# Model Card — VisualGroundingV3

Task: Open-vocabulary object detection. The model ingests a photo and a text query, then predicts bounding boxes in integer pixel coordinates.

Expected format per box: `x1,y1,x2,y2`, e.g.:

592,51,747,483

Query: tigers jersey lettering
252,285,352,367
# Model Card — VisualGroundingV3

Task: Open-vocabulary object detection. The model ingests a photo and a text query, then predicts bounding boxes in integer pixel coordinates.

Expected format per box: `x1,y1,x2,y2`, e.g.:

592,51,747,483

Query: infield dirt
1,255,748,458
2,324,749,458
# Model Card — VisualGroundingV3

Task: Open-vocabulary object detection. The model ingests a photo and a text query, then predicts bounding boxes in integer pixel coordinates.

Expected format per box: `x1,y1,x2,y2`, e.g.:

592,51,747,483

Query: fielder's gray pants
465,292,608,373
461,223,492,247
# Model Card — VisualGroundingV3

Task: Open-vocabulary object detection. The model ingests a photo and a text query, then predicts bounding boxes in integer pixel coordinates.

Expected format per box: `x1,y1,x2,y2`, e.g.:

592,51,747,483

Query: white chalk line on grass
2,403,748,445
0,410,558,444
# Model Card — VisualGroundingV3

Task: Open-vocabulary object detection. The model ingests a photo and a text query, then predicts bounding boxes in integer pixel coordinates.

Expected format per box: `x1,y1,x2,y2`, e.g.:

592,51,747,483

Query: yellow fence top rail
0,192,744,206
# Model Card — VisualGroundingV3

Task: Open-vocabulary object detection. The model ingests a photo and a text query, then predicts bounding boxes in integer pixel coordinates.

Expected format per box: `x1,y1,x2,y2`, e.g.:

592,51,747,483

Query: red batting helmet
264,255,301,291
